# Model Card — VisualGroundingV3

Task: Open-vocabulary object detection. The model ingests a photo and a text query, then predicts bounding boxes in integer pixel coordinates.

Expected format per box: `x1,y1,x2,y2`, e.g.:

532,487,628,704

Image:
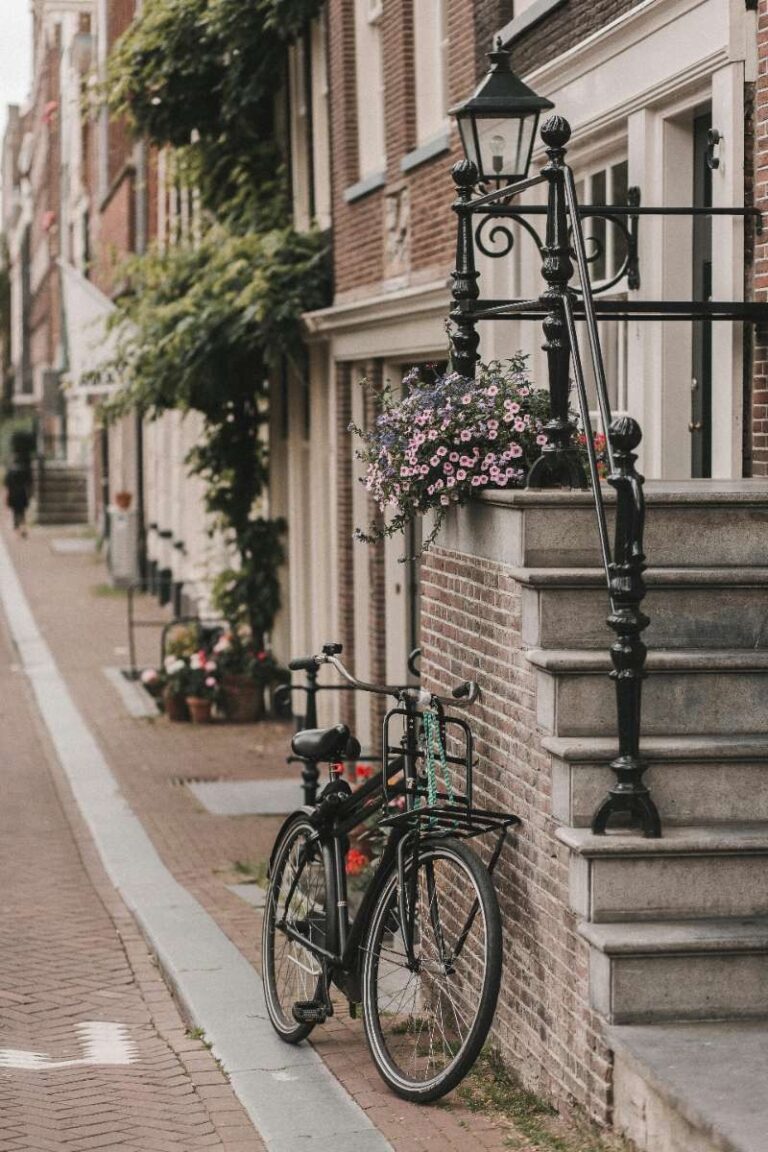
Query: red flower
345,848,368,876
355,763,374,780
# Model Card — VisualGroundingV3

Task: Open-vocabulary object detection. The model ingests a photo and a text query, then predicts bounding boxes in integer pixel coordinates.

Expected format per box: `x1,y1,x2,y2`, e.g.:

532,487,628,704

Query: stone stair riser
591,949,768,1024
523,584,768,650
613,1053,721,1152
552,757,768,828
571,853,768,922
495,504,768,568
537,669,768,737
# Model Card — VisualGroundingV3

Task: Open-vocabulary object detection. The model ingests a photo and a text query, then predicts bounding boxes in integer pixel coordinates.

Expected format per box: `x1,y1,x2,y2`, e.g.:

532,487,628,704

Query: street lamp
450,40,553,184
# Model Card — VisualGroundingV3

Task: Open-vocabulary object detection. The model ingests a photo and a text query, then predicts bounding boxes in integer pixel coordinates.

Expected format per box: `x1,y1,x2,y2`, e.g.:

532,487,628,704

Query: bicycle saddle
291,724,359,762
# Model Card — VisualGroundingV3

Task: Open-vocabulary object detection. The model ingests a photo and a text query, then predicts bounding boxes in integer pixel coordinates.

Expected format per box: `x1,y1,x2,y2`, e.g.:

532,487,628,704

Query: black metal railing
449,116,665,836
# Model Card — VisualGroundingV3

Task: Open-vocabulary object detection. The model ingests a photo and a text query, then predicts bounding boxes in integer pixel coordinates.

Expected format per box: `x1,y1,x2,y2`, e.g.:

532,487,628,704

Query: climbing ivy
102,0,332,641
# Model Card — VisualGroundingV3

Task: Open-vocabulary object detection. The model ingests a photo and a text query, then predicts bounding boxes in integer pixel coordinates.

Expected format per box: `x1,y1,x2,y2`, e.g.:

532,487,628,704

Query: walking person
4,457,32,537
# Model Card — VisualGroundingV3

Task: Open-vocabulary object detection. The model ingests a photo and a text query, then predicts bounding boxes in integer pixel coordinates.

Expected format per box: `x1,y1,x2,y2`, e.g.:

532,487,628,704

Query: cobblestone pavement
4,523,514,1152
0,559,264,1149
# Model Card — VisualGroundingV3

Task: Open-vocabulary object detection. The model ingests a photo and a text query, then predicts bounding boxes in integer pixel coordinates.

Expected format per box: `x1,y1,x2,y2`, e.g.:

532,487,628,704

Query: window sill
401,130,452,174
497,0,567,46
343,170,386,204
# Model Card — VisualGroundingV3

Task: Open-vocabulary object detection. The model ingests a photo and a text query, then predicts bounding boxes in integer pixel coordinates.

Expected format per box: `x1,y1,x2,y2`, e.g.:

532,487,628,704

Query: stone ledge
611,1019,768,1152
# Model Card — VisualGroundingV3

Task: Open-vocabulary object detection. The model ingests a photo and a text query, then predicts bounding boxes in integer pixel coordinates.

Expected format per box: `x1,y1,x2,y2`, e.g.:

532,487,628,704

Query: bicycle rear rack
381,706,519,841
379,804,520,840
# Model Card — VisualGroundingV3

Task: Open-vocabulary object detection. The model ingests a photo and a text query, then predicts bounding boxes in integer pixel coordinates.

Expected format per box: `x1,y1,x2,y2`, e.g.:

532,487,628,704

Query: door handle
688,421,703,432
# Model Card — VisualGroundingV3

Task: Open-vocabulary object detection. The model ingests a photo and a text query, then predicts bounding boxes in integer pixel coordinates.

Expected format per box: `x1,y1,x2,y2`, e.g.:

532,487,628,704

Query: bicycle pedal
292,999,328,1025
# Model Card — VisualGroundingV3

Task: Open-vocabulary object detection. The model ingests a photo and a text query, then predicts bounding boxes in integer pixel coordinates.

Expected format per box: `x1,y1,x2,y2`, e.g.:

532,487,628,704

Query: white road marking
0,1022,138,1069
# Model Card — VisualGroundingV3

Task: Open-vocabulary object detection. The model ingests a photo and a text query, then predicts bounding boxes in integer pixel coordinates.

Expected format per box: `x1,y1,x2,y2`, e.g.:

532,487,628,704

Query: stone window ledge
401,130,451,174
343,170,386,204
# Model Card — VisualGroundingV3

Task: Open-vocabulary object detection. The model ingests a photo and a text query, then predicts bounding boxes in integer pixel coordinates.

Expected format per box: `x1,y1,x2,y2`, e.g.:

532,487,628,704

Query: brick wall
330,0,476,299
420,542,612,1122
507,0,643,74
753,2,768,473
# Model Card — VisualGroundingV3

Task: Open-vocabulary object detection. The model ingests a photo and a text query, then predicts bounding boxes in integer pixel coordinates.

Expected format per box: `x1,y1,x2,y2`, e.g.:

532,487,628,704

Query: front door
691,111,713,477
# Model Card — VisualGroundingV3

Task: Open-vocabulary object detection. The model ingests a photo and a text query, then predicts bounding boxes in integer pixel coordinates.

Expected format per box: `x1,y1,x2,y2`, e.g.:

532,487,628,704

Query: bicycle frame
274,690,516,1005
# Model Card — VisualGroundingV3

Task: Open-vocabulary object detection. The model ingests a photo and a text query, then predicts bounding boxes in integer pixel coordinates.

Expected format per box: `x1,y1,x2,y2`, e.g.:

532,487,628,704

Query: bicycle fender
267,807,317,877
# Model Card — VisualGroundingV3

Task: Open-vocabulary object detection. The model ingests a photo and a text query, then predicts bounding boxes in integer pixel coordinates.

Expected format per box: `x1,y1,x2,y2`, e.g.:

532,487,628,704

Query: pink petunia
536,434,548,446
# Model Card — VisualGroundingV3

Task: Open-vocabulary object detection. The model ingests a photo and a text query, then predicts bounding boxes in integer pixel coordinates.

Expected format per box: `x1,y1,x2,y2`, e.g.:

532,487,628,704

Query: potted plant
162,655,191,722
184,650,222,724
350,358,551,553
212,629,266,722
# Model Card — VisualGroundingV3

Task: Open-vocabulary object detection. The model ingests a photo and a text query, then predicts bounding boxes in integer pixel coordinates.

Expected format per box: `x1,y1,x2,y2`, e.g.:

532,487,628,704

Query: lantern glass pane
457,115,480,171
476,113,535,180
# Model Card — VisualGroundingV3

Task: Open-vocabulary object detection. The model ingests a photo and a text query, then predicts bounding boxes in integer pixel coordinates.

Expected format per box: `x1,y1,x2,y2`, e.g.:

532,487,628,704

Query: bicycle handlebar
289,645,480,709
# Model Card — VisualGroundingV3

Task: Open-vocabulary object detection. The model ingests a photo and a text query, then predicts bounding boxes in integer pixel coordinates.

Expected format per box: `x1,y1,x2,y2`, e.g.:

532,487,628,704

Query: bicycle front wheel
262,814,334,1044
361,837,502,1102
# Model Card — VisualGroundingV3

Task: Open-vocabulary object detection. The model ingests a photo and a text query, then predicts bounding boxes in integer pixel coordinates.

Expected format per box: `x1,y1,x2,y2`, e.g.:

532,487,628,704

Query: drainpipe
134,137,147,585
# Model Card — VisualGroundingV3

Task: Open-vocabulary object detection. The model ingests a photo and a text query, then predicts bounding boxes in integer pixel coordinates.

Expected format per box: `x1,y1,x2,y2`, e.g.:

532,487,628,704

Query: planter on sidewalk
222,672,264,723
163,687,190,723
186,696,213,724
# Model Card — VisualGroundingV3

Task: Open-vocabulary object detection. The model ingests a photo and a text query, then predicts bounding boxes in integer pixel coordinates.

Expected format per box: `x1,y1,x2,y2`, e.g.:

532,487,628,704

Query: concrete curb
0,534,392,1152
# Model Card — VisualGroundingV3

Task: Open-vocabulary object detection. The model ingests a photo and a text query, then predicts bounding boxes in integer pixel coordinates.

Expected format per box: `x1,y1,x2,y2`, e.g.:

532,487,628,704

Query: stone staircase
35,461,89,525
515,480,768,1152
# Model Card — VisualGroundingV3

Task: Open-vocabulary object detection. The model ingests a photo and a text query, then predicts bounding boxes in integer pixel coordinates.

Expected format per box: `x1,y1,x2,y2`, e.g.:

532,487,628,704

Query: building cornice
303,279,450,340
525,0,729,97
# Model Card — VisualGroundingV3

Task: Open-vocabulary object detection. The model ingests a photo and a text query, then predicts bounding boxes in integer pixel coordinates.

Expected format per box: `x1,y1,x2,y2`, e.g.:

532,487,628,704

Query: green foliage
96,224,328,640
107,0,323,228
100,224,330,422
211,518,287,643
102,0,331,642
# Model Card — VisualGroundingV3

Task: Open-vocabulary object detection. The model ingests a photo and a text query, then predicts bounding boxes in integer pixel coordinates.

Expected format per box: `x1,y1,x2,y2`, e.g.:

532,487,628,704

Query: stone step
580,917,768,1023
558,825,768,922
544,735,768,827
448,480,768,569
527,648,768,737
518,567,768,650
610,1019,768,1152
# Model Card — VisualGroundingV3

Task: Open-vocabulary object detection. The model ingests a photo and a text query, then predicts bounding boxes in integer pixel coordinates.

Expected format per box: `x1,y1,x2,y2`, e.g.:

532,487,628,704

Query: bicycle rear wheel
262,815,334,1043
361,837,502,1102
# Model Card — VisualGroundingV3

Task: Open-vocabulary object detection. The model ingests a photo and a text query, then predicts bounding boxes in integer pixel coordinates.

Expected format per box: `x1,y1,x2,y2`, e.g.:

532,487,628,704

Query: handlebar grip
288,656,320,673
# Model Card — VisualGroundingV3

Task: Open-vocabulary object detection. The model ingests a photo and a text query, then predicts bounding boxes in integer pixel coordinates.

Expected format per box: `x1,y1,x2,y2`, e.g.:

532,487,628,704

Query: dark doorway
691,110,713,477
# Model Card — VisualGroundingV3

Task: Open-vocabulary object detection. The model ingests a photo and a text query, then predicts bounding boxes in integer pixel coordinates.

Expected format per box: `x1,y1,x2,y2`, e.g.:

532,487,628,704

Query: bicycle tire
361,837,502,1102
262,814,335,1044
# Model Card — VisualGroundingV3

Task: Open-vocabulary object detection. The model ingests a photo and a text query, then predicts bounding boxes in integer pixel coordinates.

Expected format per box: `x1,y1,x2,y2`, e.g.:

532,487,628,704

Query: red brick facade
421,544,613,1121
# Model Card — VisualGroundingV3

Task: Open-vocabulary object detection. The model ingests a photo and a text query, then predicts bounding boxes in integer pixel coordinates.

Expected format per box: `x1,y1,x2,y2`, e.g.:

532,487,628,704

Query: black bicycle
262,643,519,1102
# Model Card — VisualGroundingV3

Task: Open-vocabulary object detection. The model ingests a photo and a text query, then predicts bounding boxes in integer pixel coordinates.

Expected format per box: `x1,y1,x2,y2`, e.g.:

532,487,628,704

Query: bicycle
261,642,520,1102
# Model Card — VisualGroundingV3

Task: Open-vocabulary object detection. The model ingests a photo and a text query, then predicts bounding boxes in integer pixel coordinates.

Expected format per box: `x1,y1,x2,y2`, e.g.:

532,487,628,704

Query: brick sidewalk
0,561,265,1150
4,524,518,1152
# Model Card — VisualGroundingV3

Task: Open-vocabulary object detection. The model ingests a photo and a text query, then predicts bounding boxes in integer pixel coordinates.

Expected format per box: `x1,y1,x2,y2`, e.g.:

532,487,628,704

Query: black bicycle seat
291,725,354,762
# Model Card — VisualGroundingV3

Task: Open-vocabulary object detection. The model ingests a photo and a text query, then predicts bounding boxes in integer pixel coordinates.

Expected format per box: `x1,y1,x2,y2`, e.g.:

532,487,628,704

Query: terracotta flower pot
114,491,133,510
186,696,213,724
163,687,190,722
222,673,264,723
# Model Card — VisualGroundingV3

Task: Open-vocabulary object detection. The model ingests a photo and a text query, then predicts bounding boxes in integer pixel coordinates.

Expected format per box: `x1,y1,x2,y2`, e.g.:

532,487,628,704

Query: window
573,158,630,419
413,0,449,147
354,0,386,179
288,16,331,230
